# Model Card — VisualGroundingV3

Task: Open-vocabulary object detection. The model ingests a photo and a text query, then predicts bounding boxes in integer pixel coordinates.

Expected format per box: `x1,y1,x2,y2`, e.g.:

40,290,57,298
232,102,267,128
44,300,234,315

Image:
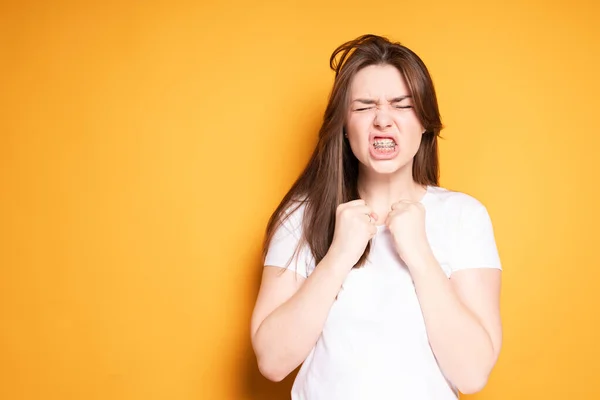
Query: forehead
350,64,409,97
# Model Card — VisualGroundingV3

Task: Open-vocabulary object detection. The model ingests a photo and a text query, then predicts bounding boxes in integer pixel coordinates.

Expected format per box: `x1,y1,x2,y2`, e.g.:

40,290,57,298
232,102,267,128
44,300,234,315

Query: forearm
409,253,496,394
253,253,350,381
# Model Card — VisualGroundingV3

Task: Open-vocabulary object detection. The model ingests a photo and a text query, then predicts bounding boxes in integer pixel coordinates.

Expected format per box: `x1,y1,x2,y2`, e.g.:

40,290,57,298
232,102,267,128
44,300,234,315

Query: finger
385,210,397,225
363,212,380,224
398,199,417,204
391,200,414,210
369,226,377,237
390,202,403,211
338,199,366,211
347,204,374,215
345,199,367,207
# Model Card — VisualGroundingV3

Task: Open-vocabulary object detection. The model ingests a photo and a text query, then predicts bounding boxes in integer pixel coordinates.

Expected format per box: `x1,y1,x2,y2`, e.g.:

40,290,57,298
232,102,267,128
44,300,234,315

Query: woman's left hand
386,200,433,268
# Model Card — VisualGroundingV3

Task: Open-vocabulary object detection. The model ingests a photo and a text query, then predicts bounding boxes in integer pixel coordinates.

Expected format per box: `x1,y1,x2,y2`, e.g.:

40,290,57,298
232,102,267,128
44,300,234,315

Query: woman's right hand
328,199,378,269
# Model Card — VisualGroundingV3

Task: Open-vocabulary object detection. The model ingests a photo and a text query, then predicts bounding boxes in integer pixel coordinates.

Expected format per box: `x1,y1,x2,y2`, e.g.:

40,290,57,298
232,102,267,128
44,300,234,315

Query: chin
368,160,408,175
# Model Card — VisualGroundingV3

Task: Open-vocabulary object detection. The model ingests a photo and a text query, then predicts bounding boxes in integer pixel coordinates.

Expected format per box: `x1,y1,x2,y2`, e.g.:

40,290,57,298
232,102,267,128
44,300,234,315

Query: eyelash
354,105,412,111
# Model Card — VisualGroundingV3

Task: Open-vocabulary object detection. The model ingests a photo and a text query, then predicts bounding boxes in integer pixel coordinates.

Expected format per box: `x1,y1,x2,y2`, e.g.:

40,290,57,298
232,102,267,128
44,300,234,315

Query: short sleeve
450,201,502,275
264,203,315,278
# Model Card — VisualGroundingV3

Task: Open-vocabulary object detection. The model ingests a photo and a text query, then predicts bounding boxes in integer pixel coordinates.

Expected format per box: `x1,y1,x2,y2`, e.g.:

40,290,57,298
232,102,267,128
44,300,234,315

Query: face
345,64,425,175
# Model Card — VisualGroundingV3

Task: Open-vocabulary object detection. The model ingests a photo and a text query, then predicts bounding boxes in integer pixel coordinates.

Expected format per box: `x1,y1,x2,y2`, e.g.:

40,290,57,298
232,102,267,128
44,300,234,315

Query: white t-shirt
264,185,502,400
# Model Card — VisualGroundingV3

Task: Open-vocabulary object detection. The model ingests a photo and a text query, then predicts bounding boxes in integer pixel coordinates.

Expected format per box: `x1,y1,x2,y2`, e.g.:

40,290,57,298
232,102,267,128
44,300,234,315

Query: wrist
403,244,436,270
324,246,356,272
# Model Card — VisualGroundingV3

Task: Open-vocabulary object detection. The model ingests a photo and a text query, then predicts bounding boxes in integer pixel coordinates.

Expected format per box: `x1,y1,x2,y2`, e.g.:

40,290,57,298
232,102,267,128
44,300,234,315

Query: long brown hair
262,34,444,270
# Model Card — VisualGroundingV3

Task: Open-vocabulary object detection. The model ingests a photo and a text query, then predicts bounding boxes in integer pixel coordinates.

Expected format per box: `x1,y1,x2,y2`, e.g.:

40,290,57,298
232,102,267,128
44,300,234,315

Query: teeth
373,138,396,149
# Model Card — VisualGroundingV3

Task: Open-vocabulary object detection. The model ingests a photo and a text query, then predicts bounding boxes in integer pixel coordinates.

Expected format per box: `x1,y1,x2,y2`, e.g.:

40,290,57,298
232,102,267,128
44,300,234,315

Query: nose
373,107,393,129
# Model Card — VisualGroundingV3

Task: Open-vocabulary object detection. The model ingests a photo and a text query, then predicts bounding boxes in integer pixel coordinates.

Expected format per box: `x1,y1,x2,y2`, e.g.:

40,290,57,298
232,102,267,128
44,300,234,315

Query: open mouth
372,137,397,153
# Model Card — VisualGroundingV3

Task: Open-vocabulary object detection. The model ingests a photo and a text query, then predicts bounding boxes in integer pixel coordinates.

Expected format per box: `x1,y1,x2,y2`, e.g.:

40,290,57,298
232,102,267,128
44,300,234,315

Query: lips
369,132,398,145
369,136,399,160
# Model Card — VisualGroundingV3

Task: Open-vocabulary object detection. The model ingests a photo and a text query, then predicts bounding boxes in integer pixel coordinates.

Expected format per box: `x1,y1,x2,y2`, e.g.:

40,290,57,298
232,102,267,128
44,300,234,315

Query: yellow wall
1,0,599,399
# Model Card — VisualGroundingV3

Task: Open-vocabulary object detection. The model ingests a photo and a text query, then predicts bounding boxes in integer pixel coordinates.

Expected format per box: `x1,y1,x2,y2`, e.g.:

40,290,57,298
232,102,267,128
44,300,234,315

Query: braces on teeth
373,141,396,149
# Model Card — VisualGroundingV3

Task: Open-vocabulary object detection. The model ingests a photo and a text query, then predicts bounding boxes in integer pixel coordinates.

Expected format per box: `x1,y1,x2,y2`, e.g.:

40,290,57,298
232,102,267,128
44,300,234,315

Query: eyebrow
352,95,412,104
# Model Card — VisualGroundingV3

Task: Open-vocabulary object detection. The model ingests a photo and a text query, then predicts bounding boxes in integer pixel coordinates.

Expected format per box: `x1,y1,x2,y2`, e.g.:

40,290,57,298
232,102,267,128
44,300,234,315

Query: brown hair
262,34,444,270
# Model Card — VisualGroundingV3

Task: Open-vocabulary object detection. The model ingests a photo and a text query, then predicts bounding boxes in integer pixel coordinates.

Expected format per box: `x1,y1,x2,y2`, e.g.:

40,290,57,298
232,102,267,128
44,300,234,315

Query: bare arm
409,256,502,394
251,200,377,381
386,197,502,394
250,253,350,382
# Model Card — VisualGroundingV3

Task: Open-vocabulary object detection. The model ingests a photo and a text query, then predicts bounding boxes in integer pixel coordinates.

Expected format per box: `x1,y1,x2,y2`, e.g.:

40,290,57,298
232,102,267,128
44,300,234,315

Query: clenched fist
328,199,378,269
385,200,432,268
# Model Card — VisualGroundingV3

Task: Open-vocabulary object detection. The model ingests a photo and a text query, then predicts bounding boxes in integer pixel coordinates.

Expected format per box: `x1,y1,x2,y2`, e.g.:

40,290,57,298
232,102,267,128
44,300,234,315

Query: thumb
384,212,392,226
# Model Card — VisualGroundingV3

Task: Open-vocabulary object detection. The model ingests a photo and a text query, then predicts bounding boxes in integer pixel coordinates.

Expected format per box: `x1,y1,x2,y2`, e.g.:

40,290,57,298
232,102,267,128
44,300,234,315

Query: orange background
1,1,599,399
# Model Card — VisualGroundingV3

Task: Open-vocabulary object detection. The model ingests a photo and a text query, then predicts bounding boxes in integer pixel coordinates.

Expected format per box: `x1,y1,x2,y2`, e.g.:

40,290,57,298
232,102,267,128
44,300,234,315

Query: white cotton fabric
264,185,502,400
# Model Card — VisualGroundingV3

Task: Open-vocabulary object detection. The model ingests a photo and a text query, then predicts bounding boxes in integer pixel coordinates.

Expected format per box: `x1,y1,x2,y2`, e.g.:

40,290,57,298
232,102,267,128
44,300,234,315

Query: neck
357,164,427,223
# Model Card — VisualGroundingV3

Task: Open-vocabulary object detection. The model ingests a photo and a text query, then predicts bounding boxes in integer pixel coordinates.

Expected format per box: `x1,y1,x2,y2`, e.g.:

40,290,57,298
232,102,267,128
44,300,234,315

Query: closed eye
354,107,375,111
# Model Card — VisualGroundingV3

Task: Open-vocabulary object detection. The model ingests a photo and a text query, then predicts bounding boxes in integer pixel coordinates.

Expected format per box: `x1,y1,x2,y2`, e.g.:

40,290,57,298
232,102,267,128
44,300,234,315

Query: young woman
250,34,502,400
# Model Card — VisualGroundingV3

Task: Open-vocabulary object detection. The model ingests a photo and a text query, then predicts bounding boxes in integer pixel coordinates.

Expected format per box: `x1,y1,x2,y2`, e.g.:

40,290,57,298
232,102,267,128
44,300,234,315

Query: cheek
408,132,424,153
346,116,372,150
391,118,423,155
396,112,422,128
345,121,372,160
397,116,423,138
346,114,370,136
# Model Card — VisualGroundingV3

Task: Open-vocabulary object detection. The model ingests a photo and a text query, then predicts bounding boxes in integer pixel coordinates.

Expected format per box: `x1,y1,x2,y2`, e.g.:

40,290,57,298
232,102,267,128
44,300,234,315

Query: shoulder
427,185,489,215
268,198,310,243
427,187,502,273
264,198,315,276
278,199,308,231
